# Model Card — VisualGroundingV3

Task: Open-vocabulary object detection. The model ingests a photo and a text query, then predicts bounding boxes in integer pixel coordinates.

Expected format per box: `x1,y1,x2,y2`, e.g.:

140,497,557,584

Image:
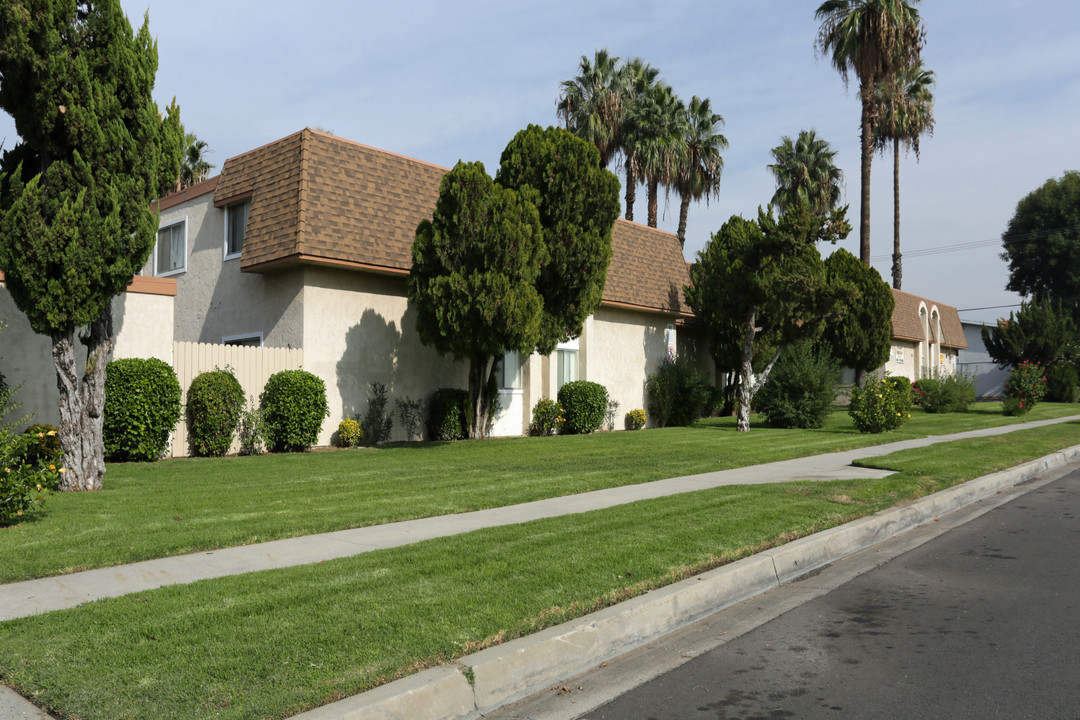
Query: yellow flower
36,484,42,491
37,432,44,438
49,464,55,470
16,510,22,516
46,430,57,436
58,468,67,474
907,414,911,418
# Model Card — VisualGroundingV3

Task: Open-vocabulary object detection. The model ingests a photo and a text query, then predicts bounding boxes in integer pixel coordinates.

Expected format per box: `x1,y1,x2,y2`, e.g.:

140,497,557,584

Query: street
580,469,1080,720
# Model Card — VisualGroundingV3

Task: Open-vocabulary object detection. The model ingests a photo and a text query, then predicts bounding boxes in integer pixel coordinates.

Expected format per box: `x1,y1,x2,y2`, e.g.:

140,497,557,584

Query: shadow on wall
336,308,402,421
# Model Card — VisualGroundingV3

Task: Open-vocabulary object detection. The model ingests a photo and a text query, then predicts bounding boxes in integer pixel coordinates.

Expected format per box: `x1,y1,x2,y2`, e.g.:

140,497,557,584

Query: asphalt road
578,469,1080,720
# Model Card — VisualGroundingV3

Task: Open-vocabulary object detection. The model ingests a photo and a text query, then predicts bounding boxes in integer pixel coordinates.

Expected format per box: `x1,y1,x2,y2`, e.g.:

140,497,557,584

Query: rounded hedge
260,370,329,452
428,388,469,441
557,380,608,434
187,369,245,457
104,358,182,462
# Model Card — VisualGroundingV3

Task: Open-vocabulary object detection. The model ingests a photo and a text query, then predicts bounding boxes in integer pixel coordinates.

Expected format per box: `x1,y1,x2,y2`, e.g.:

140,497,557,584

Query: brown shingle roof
213,129,690,315
890,288,967,349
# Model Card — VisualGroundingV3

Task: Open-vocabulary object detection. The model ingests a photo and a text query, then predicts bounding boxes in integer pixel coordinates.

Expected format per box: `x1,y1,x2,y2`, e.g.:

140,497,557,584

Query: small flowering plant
849,374,911,433
1,428,63,526
529,398,564,436
1003,360,1047,416
625,408,647,430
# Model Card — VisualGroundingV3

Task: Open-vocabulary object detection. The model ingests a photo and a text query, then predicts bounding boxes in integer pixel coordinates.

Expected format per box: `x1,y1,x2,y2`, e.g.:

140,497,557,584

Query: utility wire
869,223,1080,263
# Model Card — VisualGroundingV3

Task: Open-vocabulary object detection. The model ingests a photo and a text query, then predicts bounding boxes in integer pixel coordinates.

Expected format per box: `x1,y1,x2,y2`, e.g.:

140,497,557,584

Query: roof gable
890,288,968,349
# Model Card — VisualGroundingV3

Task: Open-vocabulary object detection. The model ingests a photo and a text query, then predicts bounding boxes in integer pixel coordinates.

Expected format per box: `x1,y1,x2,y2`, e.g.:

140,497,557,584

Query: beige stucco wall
300,266,469,445
1,282,174,429
155,195,304,348
881,340,959,381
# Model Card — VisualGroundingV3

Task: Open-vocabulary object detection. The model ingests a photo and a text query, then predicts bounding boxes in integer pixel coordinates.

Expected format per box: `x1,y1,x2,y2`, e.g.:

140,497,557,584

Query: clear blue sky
2,1,1078,324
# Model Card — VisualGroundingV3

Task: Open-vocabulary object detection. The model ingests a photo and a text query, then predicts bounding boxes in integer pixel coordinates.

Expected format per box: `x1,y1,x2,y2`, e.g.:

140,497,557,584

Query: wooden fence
171,341,304,457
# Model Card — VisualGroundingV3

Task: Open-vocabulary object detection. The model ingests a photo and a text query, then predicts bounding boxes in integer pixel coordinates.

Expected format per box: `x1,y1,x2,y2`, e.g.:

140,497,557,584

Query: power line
868,223,1080,263
956,303,1021,312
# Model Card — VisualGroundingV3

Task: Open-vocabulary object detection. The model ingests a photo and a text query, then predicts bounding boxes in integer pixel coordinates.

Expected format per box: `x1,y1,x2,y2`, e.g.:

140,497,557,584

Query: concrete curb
292,443,1080,720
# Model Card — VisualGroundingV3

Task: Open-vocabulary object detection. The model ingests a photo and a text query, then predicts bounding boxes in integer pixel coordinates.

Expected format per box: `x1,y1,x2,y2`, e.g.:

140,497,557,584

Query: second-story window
154,218,186,276
225,199,250,259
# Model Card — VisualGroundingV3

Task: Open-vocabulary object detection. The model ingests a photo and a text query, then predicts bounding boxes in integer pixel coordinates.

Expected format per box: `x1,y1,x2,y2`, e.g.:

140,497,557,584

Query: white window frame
556,337,579,389
495,350,522,392
224,199,250,261
893,345,905,363
154,216,187,277
222,332,263,347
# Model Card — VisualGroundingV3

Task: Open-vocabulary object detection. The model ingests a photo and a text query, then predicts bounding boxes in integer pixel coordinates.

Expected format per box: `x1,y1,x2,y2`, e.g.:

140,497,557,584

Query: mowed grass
1,403,1078,582
0,421,1077,720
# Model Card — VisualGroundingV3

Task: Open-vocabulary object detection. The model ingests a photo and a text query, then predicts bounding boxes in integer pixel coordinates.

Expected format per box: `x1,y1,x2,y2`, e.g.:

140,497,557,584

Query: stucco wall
300,266,469,445
156,195,304,348
1,282,175,428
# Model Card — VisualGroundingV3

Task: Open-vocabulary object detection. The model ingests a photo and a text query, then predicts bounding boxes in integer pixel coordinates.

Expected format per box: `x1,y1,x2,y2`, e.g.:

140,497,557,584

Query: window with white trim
154,218,186,277
222,333,262,348
556,337,579,389
893,345,904,363
495,350,522,390
224,200,250,259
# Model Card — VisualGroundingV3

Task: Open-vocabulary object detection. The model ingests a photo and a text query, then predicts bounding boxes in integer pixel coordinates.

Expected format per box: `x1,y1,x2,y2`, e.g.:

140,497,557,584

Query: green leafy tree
816,0,924,265
981,299,1078,371
0,0,182,491
873,61,935,289
409,161,545,438
674,96,727,247
495,124,620,352
1001,171,1080,318
685,204,851,431
822,247,895,385
768,129,844,216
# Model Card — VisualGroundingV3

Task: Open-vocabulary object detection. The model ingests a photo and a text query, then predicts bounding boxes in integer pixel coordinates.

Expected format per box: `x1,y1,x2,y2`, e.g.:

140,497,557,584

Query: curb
290,443,1080,720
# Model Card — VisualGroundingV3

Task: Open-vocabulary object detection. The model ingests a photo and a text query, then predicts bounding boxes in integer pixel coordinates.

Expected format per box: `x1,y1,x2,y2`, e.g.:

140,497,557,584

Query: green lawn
1,403,1078,582
0,420,1076,720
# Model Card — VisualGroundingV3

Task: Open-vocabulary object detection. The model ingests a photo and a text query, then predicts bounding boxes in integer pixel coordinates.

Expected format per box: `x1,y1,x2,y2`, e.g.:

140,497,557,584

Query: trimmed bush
260,370,329,452
429,388,469,441
756,339,840,429
104,358,182,462
921,372,976,413
848,374,910,433
910,378,937,407
187,369,245,457
1045,364,1079,403
625,408,646,430
557,380,608,434
883,376,913,412
336,417,363,447
645,357,710,427
529,398,563,436
1003,360,1047,416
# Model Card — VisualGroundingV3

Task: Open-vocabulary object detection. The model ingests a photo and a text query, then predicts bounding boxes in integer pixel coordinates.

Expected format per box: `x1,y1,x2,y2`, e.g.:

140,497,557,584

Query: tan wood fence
171,341,303,457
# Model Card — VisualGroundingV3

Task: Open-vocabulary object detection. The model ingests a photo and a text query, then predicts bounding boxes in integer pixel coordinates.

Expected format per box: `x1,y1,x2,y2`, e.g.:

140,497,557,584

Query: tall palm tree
556,49,624,169
767,129,843,216
617,57,661,222
623,81,687,228
815,0,924,265
673,96,727,247
873,62,935,289
176,131,214,192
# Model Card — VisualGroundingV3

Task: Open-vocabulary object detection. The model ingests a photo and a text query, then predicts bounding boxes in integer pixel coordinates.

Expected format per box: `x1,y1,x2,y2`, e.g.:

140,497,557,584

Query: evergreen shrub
557,380,608,434
187,369,245,457
529,398,563,436
848,374,910,433
756,339,840,429
336,417,363,447
429,388,469,441
1045,364,1079,403
103,358,182,462
921,372,976,413
363,382,393,445
625,409,646,430
644,357,709,427
1003,361,1047,416
260,370,328,452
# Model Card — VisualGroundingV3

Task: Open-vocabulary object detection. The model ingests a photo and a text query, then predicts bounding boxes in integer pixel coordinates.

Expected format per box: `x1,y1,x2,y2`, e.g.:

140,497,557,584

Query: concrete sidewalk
3,414,1076,622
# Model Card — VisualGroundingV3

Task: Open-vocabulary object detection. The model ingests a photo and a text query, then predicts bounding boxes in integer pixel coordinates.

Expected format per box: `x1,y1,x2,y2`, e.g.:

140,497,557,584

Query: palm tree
815,0,924,265
623,81,687,228
617,57,661,222
873,62,935,289
176,131,214,192
556,49,625,169
673,96,727,247
767,129,844,216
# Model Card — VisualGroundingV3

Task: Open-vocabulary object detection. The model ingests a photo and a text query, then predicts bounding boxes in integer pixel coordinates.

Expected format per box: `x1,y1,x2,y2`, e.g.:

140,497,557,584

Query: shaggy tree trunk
647,178,659,228
735,307,783,432
468,355,496,439
858,80,874,266
53,301,113,491
891,136,902,290
677,192,691,248
624,165,636,222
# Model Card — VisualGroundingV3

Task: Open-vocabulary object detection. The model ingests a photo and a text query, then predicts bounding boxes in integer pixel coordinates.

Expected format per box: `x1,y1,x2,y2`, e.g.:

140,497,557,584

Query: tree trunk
647,178,659,228
855,367,867,389
53,301,114,491
677,192,690,248
736,307,784,433
891,136,902,290
859,80,874,266
468,355,496,439
625,165,636,222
